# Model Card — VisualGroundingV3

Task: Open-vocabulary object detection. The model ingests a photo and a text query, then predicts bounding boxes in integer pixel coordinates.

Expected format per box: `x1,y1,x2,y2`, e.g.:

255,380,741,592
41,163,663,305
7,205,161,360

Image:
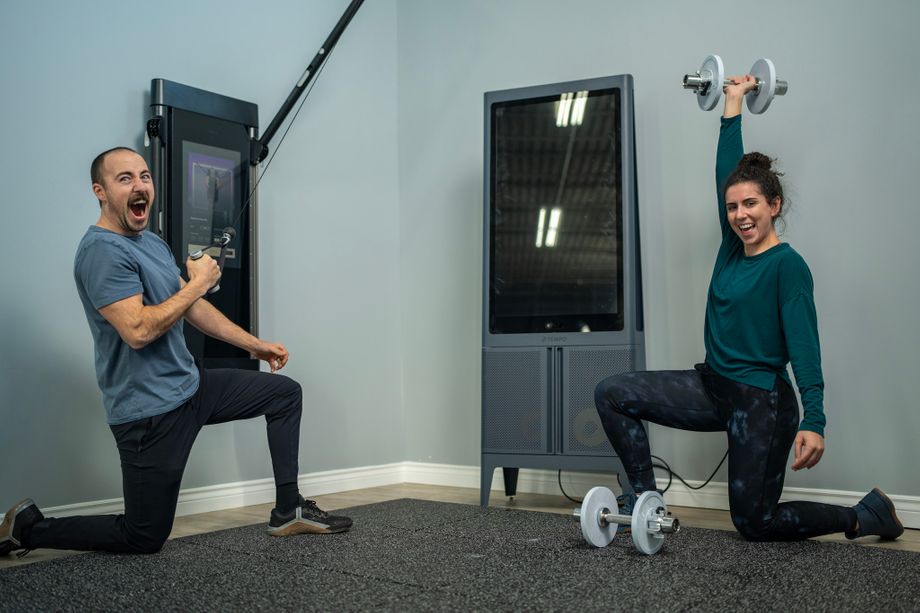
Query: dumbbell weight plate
697,54,725,111
579,486,618,548
631,490,667,555
747,58,777,114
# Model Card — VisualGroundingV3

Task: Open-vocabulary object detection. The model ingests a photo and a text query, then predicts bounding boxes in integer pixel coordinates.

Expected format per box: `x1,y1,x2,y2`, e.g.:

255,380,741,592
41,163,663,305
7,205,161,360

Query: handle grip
188,230,233,294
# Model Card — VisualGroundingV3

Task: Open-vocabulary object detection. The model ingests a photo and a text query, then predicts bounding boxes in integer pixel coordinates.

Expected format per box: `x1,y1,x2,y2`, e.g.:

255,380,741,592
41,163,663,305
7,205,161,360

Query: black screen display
167,108,252,361
490,88,624,334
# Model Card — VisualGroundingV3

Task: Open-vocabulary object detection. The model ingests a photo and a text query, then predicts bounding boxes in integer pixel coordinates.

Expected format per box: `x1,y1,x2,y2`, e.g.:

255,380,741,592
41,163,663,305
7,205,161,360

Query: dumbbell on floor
574,487,680,555
682,54,788,114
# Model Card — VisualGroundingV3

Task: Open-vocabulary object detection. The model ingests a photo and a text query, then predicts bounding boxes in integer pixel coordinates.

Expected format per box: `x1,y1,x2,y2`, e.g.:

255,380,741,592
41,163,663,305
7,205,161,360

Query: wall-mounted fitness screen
145,4,364,369
148,80,259,369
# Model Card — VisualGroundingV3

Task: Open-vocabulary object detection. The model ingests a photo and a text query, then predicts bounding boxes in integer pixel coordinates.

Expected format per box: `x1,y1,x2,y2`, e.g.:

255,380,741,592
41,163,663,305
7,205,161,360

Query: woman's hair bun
738,152,776,173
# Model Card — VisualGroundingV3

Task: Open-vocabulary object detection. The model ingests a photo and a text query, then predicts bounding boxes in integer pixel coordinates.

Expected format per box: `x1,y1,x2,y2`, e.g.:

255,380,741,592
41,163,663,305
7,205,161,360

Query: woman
593,76,902,541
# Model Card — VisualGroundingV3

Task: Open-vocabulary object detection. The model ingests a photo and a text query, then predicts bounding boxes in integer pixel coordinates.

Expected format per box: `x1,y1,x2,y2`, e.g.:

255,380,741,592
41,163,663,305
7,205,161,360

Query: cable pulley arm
250,0,364,165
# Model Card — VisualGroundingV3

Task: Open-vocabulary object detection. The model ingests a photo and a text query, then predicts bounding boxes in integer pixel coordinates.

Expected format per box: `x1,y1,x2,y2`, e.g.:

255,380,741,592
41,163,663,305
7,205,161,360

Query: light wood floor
3,483,918,569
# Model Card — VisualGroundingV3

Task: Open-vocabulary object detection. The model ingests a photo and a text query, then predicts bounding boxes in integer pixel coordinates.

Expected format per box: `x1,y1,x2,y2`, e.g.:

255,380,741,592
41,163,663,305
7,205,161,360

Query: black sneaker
267,497,352,536
846,488,903,540
1,499,44,556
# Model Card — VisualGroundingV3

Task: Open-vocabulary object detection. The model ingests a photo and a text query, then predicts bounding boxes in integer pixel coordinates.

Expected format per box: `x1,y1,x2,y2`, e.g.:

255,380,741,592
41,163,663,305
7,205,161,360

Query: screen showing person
183,143,241,268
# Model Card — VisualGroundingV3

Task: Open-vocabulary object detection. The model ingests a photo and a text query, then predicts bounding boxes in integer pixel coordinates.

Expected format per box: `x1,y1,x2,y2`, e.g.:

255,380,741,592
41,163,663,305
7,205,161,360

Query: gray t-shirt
74,226,199,425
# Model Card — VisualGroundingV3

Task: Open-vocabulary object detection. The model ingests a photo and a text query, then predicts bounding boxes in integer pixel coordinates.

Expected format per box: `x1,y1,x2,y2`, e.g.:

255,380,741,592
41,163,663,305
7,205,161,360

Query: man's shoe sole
267,519,351,537
1,498,37,554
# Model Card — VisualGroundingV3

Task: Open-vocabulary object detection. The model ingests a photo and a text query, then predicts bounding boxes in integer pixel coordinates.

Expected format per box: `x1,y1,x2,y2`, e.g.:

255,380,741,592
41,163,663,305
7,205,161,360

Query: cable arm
250,0,365,164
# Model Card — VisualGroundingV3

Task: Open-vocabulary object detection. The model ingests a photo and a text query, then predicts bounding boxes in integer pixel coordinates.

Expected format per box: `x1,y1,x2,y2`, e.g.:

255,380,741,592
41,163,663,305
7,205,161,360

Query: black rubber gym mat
2,498,918,611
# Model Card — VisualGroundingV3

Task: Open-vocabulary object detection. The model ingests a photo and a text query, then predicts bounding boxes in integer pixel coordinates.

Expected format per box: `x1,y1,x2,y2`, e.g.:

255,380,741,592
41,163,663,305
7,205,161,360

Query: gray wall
398,0,920,496
0,0,403,508
1,0,918,510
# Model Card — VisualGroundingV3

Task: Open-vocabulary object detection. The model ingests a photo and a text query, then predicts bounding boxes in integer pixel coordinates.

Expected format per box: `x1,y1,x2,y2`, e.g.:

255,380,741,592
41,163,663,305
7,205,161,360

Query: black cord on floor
653,451,729,492
557,449,729,503
558,470,583,503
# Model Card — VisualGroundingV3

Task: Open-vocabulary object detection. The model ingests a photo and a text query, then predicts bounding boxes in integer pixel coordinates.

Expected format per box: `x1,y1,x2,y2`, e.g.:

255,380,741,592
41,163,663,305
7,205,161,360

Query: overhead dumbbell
574,487,680,555
682,54,789,114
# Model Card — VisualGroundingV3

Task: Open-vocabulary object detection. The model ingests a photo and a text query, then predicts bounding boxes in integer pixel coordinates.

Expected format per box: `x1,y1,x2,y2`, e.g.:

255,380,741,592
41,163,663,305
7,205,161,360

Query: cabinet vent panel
564,347,633,455
482,349,548,453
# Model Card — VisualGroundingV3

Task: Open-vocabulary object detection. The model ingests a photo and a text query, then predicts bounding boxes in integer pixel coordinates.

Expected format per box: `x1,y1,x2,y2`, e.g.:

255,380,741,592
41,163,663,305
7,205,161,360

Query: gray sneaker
1,499,44,557
267,497,352,536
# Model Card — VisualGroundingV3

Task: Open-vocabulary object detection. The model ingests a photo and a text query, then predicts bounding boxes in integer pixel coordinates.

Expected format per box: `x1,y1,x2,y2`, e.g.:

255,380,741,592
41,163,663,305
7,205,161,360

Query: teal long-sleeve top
705,115,826,436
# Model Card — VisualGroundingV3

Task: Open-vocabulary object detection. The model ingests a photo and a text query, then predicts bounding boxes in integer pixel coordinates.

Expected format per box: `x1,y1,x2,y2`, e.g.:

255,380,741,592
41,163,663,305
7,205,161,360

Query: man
1,147,351,557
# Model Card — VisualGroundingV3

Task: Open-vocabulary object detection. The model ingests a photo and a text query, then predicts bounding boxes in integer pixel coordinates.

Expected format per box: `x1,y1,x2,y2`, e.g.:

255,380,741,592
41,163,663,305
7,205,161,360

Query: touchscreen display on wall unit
181,142,242,270
490,88,624,334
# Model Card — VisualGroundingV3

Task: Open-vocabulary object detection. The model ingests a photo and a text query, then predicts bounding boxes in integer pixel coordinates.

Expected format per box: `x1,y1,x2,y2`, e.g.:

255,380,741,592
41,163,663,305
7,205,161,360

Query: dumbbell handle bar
573,507,681,534
683,73,788,97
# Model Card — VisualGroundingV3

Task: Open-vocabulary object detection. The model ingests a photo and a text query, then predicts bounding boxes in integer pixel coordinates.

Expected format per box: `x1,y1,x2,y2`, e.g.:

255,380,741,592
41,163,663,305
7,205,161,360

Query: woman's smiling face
725,181,781,256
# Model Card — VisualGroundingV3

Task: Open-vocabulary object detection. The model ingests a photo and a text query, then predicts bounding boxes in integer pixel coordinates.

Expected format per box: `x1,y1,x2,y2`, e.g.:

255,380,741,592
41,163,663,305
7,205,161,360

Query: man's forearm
185,297,259,353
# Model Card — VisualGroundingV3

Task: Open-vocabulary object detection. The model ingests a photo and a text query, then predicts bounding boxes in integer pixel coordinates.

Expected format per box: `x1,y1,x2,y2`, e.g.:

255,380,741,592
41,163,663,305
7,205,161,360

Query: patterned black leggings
594,363,855,541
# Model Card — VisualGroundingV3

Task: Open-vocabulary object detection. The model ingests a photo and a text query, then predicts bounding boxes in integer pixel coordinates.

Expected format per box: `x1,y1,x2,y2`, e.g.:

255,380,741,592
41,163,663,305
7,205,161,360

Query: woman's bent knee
594,374,630,413
731,514,772,542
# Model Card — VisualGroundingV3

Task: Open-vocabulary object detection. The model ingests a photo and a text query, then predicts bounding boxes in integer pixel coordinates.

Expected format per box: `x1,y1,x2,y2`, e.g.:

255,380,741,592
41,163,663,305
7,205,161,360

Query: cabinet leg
502,467,519,497
480,463,494,507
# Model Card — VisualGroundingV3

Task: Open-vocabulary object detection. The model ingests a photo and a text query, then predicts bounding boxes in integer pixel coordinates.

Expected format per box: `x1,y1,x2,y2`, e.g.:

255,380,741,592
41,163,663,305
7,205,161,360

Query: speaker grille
563,346,633,455
482,349,549,453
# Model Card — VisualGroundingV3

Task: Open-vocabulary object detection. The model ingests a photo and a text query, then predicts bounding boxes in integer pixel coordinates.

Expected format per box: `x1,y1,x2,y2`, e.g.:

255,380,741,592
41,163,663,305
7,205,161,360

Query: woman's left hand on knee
791,430,825,471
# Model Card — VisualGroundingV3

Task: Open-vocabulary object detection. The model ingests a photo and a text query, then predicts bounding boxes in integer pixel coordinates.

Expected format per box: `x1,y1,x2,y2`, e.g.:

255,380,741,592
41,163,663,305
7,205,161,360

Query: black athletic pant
594,363,855,541
24,366,302,554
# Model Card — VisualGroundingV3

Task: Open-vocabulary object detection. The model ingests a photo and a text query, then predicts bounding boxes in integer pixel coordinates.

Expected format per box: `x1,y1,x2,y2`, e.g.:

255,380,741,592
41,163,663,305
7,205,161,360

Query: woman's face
725,181,781,255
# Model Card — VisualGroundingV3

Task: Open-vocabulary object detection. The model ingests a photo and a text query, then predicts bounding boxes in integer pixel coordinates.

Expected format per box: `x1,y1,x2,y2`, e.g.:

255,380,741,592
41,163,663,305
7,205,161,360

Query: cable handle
188,227,236,294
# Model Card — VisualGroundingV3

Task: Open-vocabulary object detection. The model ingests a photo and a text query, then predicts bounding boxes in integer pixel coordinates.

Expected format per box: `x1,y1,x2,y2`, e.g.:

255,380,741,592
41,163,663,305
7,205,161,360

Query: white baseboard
401,462,920,530
44,463,408,519
45,461,920,530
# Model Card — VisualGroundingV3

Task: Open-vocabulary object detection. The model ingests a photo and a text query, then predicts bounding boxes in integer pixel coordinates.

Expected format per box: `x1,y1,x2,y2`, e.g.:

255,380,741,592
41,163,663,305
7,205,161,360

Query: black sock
20,525,33,549
276,484,300,512
844,507,859,538
845,507,858,530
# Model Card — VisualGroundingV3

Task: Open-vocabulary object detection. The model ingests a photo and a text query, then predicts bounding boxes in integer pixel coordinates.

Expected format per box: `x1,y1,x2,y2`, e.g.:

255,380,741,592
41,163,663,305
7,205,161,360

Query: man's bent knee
276,375,302,401
120,516,172,554
123,531,169,554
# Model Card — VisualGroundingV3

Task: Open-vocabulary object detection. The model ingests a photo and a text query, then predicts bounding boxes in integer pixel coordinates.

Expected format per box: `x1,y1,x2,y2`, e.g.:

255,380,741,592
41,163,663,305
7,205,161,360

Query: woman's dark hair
724,152,789,230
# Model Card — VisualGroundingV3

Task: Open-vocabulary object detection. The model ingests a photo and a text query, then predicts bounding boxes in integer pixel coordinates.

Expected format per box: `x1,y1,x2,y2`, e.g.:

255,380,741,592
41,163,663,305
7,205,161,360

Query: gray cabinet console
481,75,644,506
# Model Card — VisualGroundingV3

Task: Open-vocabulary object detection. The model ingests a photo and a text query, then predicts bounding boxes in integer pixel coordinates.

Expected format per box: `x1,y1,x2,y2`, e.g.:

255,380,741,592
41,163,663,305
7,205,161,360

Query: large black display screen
167,108,252,362
489,88,624,334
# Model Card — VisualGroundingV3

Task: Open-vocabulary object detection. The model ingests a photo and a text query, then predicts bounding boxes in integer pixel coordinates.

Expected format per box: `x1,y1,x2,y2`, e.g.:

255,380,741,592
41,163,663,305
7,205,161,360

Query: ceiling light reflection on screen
555,92,574,127
546,207,562,247
556,91,587,127
536,207,546,247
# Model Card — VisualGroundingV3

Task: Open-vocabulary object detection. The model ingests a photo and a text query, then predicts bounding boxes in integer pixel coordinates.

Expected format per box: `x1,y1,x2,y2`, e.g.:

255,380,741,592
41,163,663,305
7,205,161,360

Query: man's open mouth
129,199,148,219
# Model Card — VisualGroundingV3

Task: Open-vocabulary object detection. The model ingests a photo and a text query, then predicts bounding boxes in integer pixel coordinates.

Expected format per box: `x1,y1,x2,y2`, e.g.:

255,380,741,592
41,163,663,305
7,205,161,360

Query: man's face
93,150,154,236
